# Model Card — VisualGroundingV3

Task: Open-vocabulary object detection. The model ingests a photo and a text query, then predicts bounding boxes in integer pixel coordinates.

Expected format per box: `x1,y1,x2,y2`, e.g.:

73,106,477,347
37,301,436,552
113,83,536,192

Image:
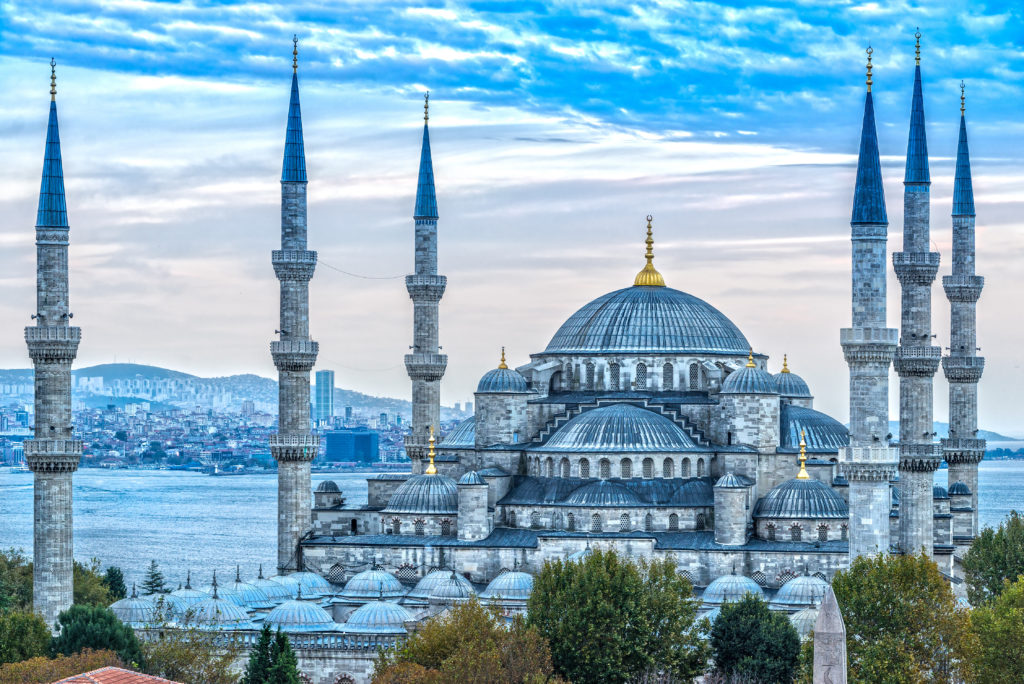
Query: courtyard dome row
479,570,534,601
340,569,406,601
264,598,335,632
701,574,764,608
768,574,829,612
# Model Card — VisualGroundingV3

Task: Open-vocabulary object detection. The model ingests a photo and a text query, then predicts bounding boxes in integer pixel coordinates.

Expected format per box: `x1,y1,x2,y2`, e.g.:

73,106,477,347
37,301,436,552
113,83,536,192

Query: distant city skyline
0,2,1021,434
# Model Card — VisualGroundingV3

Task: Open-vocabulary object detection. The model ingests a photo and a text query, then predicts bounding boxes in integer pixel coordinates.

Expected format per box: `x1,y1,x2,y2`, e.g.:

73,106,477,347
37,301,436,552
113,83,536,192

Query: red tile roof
53,667,183,684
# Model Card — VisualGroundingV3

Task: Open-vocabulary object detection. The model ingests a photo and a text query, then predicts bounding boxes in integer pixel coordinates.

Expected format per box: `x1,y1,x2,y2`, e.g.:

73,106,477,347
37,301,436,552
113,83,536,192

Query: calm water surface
0,461,1020,587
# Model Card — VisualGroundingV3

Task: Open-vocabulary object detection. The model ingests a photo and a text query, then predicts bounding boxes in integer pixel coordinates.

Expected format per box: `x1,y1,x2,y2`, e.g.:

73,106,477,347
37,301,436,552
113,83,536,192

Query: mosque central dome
543,286,750,356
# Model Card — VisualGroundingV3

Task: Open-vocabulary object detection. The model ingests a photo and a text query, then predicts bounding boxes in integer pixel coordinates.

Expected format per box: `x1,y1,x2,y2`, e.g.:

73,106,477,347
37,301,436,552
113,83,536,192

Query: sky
0,1,1022,434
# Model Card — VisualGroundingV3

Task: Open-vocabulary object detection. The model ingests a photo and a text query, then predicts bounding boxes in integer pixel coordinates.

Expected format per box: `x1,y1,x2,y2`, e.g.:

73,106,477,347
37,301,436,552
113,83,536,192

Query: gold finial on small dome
960,80,965,115
292,35,298,72
425,425,437,475
633,215,666,287
866,46,873,93
424,91,429,122
498,346,508,370
746,349,756,368
50,58,56,101
781,354,790,373
796,429,810,479
915,28,921,66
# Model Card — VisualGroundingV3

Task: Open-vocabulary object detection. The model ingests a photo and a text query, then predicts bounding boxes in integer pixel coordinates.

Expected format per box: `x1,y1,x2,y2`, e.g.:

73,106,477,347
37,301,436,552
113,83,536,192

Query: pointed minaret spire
851,47,887,225
414,92,438,220
282,36,307,183
38,59,68,230
953,82,974,217
904,30,930,184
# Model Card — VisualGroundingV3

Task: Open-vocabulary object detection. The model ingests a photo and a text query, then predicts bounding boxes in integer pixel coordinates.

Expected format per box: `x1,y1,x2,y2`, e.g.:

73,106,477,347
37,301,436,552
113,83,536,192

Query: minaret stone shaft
894,47,942,557
270,39,318,573
942,87,984,542
404,93,447,475
840,49,898,560
26,60,82,628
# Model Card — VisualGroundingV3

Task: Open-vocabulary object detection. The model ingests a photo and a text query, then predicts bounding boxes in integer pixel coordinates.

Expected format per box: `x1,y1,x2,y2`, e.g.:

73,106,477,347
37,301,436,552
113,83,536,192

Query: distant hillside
888,421,1017,442
75,363,195,381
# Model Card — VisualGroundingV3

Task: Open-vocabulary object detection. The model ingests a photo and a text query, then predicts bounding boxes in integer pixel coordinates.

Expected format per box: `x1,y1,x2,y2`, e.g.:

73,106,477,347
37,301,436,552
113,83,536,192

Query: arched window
644,513,653,532
545,457,554,478
610,363,620,391
642,458,654,479
662,458,674,479
590,514,602,532
560,458,570,478
531,511,541,529
414,519,425,536
840,524,849,541
682,458,691,478
620,458,632,479
549,371,562,394
565,362,573,389
790,524,802,542
567,513,575,531
334,675,357,684
391,518,401,535
635,363,648,389
817,524,829,542
766,523,776,541
440,519,452,536
695,513,706,531
586,362,595,390
689,363,699,390
669,513,679,531
663,362,673,389
619,513,631,532
508,510,517,528
599,458,611,479
697,458,705,477
579,458,591,479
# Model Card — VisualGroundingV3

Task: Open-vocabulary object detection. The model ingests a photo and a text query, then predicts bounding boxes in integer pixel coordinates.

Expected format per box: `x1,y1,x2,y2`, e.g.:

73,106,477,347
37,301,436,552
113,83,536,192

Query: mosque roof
267,574,301,598
192,594,251,629
288,571,333,599
790,606,819,639
110,589,157,627
339,570,406,601
754,479,849,519
769,574,829,611
539,404,703,453
721,363,777,395
441,417,475,448
430,573,476,602
701,574,764,607
169,584,208,609
564,480,642,506
458,470,485,486
406,570,474,601
344,600,414,634
383,473,458,515
228,578,274,610
949,481,971,495
543,285,750,356
779,404,849,453
478,366,530,393
773,359,812,398
700,607,721,623
480,571,534,601
933,485,949,500
499,476,714,508
714,473,750,489
264,599,336,633
316,480,340,493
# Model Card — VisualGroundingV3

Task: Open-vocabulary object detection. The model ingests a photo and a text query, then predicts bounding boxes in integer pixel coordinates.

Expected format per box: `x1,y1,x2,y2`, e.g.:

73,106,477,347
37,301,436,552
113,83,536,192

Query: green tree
0,549,33,612
0,610,51,665
241,625,275,684
831,552,974,683
51,604,145,668
374,598,561,684
963,510,1024,605
140,560,167,596
267,631,300,684
709,593,800,683
969,574,1024,684
102,567,127,601
527,548,706,684
73,559,113,607
143,617,241,684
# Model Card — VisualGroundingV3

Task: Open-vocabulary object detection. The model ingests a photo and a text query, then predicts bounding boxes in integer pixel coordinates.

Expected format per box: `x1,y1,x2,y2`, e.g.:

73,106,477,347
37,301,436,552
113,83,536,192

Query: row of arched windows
387,517,454,536
534,455,706,479
764,522,847,542
556,360,712,391
506,509,709,532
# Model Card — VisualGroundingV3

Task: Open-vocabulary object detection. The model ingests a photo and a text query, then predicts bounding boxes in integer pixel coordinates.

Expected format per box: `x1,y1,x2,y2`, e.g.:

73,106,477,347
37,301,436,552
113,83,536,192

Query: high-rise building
344,406,353,422
379,412,388,426
315,370,335,424
325,428,379,463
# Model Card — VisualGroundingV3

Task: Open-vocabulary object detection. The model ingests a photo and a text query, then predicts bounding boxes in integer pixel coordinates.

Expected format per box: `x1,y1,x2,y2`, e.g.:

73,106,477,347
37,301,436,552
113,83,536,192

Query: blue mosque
25,34,984,684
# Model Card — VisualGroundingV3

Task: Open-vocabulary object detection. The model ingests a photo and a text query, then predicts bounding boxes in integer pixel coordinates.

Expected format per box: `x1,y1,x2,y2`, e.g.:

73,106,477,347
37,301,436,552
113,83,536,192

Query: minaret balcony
24,438,82,473
839,445,898,481
272,250,317,282
941,438,985,465
898,443,942,472
893,345,941,377
942,275,984,303
270,434,319,462
405,274,447,301
942,356,984,383
25,325,81,363
840,327,897,365
892,252,940,286
35,227,70,246
270,339,319,372
404,352,447,381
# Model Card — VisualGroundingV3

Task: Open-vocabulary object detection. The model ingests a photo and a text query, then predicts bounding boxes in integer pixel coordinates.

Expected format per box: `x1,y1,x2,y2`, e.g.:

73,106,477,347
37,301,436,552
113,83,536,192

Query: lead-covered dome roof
780,404,849,453
721,365,778,395
383,473,458,515
316,480,340,493
441,417,475,448
477,367,530,393
344,600,414,634
264,599,336,632
288,571,333,599
407,570,474,601
769,574,829,611
774,370,812,398
192,595,251,628
110,590,157,627
565,480,641,506
701,574,764,607
541,404,700,453
340,570,406,601
480,571,534,601
544,286,750,355
754,478,849,519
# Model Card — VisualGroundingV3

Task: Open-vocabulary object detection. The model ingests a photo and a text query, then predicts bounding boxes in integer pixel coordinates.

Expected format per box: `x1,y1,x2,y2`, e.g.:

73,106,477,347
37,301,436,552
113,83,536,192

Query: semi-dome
316,480,340,493
790,606,819,638
264,599,336,632
441,417,475,448
480,571,534,601
565,480,641,506
544,286,750,355
344,600,414,634
288,571,333,599
477,366,530,393
702,574,764,607
754,479,849,519
407,570,474,601
542,404,700,452
192,594,251,629
721,358,778,395
340,570,406,601
110,588,157,627
383,472,458,515
769,574,829,612
780,405,849,452
773,358,812,398
669,479,714,506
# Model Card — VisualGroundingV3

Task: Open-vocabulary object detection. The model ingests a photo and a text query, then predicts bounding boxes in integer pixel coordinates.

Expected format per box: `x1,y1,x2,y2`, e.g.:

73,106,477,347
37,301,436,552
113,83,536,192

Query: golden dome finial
915,28,921,66
50,58,56,101
960,80,965,115
425,425,437,475
424,91,429,122
746,349,755,368
796,429,810,479
498,346,508,370
781,354,790,373
866,46,873,93
292,35,298,72
633,214,666,287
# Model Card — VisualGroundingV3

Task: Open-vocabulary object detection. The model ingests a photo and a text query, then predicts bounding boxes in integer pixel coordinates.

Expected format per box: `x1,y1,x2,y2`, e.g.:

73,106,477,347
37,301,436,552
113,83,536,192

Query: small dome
769,575,829,611
832,474,849,487
701,574,764,608
201,580,246,607
542,404,699,452
268,574,301,598
192,595,251,628
700,607,721,623
780,405,849,452
430,573,475,602
789,606,819,639
714,473,749,489
441,417,475,448
949,481,971,496
458,470,485,486
480,571,534,601
316,480,340,493
933,485,949,500
754,479,849,520
773,365,812,398
110,592,157,627
721,365,778,395
565,480,641,506
288,571,333,599
344,600,414,634
153,593,189,617
567,546,593,562
169,584,208,610
383,474,458,515
407,570,474,601
264,599,336,633
340,570,406,601
477,367,530,393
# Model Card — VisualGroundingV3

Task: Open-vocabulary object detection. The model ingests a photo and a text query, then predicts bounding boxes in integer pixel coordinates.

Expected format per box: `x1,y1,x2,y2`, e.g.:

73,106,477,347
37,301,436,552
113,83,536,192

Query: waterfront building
324,428,379,464
315,370,335,424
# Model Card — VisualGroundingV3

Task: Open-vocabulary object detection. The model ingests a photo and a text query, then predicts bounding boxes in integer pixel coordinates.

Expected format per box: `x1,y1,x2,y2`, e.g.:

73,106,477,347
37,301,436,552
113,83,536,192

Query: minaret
404,93,447,475
893,32,942,556
25,59,82,628
840,48,898,559
270,37,318,572
942,82,984,539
